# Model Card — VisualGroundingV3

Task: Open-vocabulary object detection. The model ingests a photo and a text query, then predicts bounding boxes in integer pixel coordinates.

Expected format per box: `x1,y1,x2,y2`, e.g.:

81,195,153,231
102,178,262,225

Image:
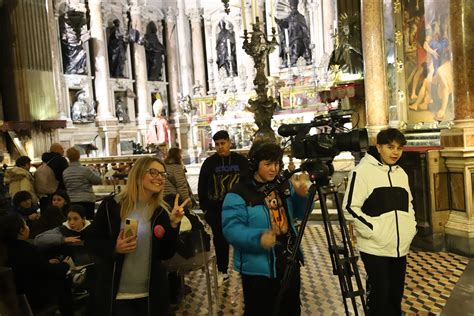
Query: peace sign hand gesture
170,194,191,228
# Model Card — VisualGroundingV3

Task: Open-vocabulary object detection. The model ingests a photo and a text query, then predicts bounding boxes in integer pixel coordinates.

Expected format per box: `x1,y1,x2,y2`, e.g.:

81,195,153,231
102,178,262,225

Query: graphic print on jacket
209,164,241,201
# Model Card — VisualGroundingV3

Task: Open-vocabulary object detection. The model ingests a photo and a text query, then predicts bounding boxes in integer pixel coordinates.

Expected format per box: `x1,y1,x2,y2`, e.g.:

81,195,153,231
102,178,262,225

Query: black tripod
273,159,366,316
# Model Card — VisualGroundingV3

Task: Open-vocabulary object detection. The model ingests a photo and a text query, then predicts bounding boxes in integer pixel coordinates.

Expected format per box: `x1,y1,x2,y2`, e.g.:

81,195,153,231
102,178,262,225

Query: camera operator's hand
291,173,309,197
260,230,277,249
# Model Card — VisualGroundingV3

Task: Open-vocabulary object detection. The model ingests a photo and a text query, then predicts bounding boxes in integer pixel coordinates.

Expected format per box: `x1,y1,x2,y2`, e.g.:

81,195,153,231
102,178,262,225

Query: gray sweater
63,161,102,203
164,163,192,201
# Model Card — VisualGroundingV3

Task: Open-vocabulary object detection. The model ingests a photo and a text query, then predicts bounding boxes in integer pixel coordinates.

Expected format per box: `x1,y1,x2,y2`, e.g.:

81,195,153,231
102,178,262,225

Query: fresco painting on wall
404,0,453,123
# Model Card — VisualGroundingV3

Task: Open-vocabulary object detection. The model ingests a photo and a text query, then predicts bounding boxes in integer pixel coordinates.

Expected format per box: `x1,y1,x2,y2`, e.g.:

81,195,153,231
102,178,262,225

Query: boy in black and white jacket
343,128,417,316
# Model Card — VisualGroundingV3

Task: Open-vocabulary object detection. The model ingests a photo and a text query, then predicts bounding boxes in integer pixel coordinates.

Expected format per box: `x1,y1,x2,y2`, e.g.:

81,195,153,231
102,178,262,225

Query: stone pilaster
361,0,388,142
89,0,115,122
165,8,180,115
189,8,207,93
177,0,193,96
439,0,474,256
130,5,152,125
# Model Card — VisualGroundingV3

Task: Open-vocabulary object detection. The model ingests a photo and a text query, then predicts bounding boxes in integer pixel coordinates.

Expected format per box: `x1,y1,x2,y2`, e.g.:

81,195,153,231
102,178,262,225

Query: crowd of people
0,128,417,316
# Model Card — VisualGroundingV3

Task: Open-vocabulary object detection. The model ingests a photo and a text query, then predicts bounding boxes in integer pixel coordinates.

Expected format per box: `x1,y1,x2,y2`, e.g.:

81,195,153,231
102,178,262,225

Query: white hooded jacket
342,151,417,257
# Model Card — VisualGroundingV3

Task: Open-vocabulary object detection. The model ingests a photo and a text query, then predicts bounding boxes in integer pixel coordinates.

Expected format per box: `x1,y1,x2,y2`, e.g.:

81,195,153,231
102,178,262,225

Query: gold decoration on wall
396,59,404,73
394,30,403,46
393,1,401,14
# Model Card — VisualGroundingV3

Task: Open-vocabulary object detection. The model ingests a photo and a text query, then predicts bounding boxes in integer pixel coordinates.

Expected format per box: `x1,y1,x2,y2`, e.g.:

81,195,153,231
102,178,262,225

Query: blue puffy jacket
222,180,308,278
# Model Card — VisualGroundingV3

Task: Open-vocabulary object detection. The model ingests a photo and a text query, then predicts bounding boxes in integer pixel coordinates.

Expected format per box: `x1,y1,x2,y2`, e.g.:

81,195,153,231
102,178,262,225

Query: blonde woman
85,156,189,316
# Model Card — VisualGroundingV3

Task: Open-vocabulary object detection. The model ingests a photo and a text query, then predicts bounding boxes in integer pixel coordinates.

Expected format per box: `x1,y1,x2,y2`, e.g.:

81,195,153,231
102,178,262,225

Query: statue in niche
147,93,170,147
276,0,312,67
216,20,237,77
71,90,96,123
108,19,129,78
144,22,166,81
115,97,130,123
59,11,89,75
328,12,363,75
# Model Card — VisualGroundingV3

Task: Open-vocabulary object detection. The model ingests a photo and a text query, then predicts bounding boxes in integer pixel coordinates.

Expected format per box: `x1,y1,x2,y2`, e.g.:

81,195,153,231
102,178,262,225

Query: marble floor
171,224,471,316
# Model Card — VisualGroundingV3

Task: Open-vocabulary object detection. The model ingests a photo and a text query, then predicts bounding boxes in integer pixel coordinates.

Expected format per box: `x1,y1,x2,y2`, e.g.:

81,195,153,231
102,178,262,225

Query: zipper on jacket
388,166,401,257
395,210,400,257
263,203,275,278
147,211,160,315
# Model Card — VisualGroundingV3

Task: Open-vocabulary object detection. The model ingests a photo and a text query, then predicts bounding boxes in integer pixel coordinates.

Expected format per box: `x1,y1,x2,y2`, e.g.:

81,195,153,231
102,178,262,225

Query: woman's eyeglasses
147,168,168,178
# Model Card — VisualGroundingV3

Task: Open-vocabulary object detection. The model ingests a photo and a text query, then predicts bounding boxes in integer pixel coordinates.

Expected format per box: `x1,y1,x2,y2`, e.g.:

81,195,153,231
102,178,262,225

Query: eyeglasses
147,168,168,179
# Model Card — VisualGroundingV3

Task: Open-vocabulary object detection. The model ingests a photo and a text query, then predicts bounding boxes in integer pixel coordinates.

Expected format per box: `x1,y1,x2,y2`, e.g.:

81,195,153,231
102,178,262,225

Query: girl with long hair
85,156,189,316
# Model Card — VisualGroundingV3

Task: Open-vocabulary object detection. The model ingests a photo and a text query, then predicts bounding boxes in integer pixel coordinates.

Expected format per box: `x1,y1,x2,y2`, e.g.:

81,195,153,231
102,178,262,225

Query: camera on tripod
275,109,369,315
278,109,369,160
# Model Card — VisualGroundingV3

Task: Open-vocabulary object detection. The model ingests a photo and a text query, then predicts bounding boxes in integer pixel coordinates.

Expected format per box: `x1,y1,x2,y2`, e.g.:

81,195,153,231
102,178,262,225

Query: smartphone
124,218,138,238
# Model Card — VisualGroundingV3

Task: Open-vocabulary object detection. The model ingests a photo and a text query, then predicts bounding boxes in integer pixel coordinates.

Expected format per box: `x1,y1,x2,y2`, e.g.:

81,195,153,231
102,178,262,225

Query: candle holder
243,17,279,141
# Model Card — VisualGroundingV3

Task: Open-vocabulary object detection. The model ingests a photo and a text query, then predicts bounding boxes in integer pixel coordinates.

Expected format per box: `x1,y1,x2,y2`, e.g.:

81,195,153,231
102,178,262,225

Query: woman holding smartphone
85,156,189,316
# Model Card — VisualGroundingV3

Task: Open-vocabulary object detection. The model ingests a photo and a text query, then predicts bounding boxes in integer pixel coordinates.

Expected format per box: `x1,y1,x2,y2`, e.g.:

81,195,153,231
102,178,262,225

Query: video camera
278,110,368,159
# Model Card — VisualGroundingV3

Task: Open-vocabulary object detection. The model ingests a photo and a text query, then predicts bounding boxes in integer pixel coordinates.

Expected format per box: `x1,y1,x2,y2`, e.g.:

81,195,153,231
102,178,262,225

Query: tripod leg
318,186,351,315
273,184,318,316
333,191,367,314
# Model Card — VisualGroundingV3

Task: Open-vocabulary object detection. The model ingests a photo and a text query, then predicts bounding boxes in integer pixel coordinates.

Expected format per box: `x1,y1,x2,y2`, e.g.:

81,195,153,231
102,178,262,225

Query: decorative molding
166,7,177,23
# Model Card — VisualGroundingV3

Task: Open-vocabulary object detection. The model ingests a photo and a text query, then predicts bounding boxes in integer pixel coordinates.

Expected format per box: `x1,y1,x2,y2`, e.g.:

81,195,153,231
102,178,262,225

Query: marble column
89,0,114,122
309,0,324,66
439,0,474,256
130,5,152,125
177,0,193,96
361,0,388,141
204,18,216,95
189,8,207,93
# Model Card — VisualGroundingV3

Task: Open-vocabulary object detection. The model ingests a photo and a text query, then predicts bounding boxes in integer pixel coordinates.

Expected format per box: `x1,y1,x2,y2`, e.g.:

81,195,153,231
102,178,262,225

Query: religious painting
279,86,320,110
402,0,453,123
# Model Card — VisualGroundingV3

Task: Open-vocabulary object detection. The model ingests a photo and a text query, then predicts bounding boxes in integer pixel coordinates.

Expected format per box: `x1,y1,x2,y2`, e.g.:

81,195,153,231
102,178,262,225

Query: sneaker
217,272,229,287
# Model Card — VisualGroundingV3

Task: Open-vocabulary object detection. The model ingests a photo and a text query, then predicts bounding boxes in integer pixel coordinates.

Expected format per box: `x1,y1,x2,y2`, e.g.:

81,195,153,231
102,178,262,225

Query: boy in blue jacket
222,141,308,315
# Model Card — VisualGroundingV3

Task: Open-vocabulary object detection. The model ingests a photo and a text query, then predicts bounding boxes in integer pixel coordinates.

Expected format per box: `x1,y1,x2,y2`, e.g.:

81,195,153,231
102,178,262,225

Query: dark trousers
360,252,407,316
241,269,301,316
205,212,229,274
113,297,148,316
74,201,96,220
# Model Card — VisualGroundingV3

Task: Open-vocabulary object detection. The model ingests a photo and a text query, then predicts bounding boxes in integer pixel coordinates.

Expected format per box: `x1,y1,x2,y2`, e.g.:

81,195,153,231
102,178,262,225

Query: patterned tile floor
171,225,469,315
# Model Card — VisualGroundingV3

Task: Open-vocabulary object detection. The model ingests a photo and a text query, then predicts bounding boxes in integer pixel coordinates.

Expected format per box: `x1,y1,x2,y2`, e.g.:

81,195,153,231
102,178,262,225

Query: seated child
11,191,39,225
30,190,71,238
34,204,91,255
0,213,73,315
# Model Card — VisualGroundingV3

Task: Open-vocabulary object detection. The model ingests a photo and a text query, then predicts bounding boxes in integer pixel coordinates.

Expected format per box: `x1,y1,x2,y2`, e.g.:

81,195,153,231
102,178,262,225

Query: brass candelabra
243,17,279,141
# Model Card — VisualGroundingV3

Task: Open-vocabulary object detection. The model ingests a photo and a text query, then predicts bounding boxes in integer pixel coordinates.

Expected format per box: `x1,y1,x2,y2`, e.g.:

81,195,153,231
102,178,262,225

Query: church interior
0,0,473,315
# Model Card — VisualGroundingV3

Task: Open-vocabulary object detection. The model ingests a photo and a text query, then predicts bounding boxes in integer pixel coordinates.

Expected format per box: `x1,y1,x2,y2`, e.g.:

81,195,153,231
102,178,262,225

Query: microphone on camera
278,124,308,137
154,225,165,239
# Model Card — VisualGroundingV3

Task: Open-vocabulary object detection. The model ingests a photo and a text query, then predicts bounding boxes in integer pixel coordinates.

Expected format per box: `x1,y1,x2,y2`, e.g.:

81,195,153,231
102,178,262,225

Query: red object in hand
154,225,165,239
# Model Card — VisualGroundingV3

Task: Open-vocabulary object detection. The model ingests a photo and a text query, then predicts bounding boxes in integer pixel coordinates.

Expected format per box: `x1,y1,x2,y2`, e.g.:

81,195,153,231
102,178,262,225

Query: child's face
52,195,66,208
376,141,404,165
19,199,32,209
67,211,85,232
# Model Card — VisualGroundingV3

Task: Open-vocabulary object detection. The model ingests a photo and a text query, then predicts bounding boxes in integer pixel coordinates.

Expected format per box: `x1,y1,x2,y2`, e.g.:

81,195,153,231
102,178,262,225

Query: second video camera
278,110,368,159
